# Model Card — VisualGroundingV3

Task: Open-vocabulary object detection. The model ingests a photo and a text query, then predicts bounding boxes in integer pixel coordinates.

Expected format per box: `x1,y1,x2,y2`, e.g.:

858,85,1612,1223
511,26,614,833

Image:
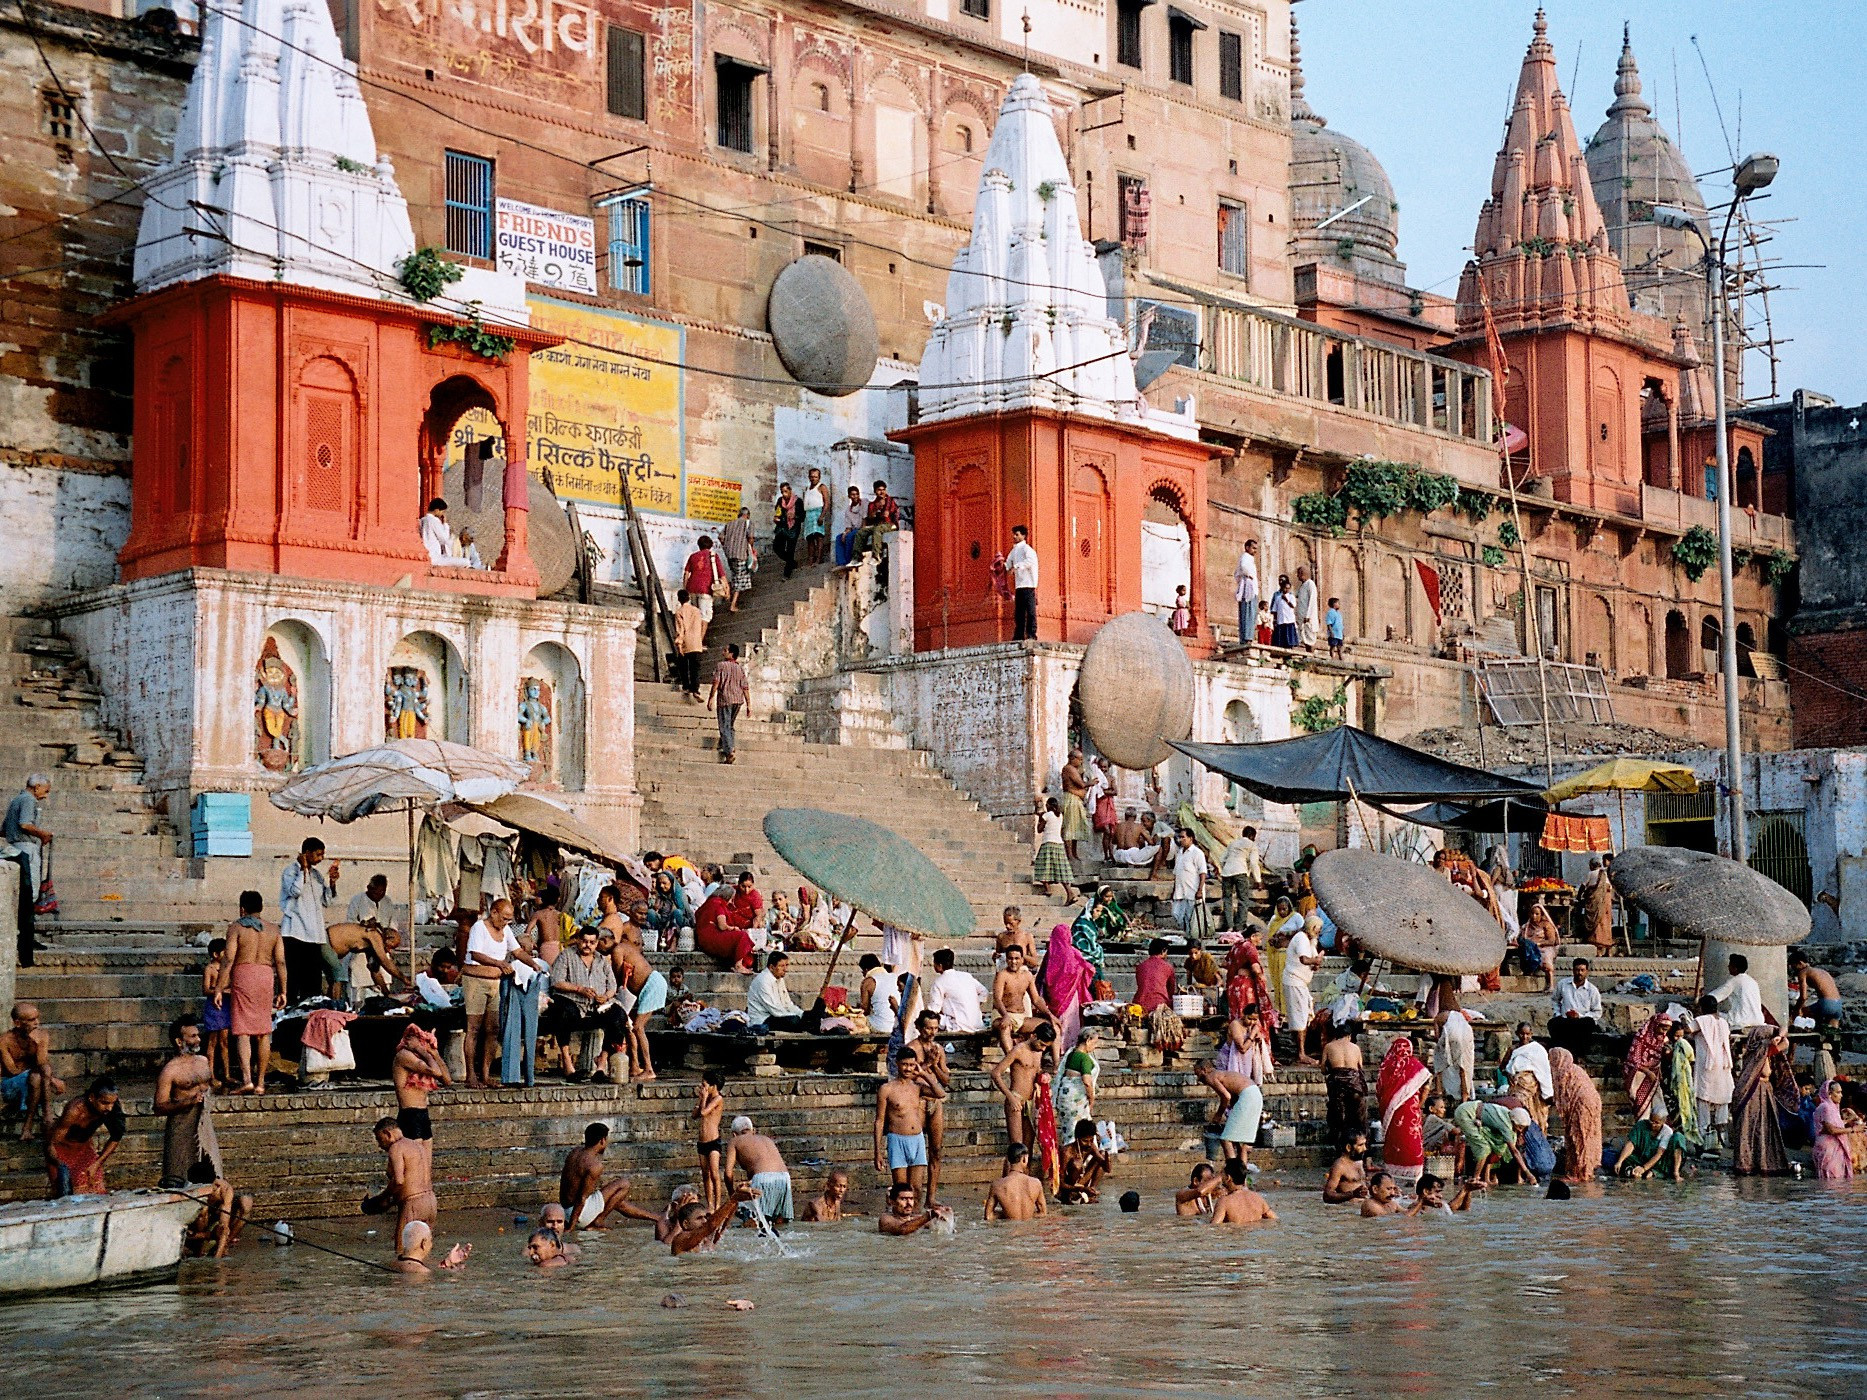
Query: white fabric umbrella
270,740,531,979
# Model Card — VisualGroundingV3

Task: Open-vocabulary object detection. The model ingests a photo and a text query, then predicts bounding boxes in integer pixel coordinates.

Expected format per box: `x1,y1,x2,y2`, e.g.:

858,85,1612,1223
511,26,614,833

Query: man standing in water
989,1021,1054,1149
1209,1158,1277,1224
800,1167,855,1222
389,1220,470,1273
875,1044,945,1195
983,1143,1047,1220
879,1181,953,1236
725,1114,795,1226
154,1014,220,1189
1321,1132,1370,1203
363,1117,435,1245
908,1009,952,1206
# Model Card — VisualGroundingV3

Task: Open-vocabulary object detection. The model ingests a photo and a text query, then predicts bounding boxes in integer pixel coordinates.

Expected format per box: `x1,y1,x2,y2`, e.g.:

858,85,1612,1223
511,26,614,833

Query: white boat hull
0,1190,204,1296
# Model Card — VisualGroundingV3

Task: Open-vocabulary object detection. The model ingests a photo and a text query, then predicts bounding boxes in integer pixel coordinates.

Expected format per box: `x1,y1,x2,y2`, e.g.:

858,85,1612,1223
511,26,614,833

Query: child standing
1169,585,1193,637
1255,600,1274,646
201,937,233,1090
1325,597,1346,659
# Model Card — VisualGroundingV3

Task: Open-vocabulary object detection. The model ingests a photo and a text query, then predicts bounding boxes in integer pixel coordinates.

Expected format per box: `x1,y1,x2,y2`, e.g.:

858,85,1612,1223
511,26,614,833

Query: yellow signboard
524,297,685,514
686,474,743,524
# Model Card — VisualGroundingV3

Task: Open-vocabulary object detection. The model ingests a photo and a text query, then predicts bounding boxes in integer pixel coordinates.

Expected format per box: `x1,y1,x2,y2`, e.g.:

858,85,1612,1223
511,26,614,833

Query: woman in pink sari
1813,1080,1854,1181
1377,1035,1432,1187
1040,924,1096,1054
1549,1047,1604,1182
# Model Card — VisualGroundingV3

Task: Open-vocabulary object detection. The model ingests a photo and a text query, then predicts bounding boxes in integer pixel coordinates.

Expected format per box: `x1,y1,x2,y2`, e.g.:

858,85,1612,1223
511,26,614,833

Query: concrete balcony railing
1205,304,1495,447
1641,485,1795,549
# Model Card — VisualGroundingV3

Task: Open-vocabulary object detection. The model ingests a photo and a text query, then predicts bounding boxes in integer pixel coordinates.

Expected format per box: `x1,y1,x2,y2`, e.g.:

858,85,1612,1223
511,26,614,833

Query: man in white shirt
746,950,804,1029
1217,825,1263,932
1169,829,1208,936
1549,958,1603,1056
419,498,453,565
1233,539,1259,649
1708,953,1765,1030
923,948,987,1034
1282,915,1324,1064
1294,564,1320,653
280,837,340,1003
346,873,403,933
1006,525,1039,641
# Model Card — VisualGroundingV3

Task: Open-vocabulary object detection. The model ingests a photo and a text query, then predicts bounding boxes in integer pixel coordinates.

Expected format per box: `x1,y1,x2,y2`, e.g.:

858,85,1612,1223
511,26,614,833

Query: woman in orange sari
1549,1047,1604,1182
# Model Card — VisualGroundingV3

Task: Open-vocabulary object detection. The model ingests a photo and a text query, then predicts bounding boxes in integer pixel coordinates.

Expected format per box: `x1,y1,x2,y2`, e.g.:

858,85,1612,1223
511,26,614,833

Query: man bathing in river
875,1044,945,1196
1322,1132,1370,1203
561,1122,654,1230
983,1143,1047,1221
525,1228,571,1269
1057,1119,1111,1204
669,1185,760,1255
1359,1171,1402,1218
392,1022,449,1152
907,1010,953,1205
880,1181,953,1235
390,1220,470,1274
46,1077,123,1197
801,1168,856,1222
364,1118,434,1243
726,1115,795,1226
1209,1158,1277,1224
694,1071,727,1209
1176,1162,1223,1216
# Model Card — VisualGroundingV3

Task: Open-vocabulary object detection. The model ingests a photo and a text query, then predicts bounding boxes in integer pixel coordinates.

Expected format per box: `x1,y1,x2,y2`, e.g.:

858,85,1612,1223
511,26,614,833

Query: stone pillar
1703,939,1789,1028
0,860,17,1019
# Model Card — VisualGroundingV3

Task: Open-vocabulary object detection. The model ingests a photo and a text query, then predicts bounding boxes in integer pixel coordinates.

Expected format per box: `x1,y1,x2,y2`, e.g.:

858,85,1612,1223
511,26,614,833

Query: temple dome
1286,14,1405,285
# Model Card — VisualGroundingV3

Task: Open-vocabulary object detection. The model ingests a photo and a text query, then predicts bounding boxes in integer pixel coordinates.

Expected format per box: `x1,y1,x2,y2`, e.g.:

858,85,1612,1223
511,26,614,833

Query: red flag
1480,290,1510,395
1414,559,1442,623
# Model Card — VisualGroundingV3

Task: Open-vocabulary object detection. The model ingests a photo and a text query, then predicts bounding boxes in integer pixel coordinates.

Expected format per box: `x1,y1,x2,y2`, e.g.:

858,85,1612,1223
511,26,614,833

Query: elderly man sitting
745,951,805,1031
1107,811,1170,879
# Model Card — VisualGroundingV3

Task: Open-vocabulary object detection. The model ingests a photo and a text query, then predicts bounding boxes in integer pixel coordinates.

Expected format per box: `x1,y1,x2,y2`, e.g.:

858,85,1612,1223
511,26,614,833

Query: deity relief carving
517,677,554,777
254,638,300,771
385,665,431,740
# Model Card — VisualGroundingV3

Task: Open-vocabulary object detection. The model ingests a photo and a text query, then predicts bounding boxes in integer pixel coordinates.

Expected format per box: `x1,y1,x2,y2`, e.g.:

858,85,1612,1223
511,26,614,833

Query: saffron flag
1415,559,1442,623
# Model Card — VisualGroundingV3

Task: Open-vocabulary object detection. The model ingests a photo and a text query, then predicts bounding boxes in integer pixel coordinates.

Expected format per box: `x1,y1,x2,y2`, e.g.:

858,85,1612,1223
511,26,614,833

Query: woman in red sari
1224,933,1276,1029
692,889,754,972
1377,1034,1432,1188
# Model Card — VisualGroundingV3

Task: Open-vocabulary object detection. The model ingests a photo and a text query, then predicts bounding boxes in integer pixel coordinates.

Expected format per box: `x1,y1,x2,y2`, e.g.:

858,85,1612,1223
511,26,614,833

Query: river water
7,1173,1864,1399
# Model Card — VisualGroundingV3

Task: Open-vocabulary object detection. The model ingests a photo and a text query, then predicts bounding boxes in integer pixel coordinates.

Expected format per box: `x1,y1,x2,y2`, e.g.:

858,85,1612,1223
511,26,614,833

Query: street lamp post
1654,151,1778,866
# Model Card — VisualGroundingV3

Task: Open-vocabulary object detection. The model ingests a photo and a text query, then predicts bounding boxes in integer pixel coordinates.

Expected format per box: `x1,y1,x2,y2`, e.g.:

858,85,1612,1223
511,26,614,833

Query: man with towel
154,1013,221,1188
725,1114,795,1226
222,892,286,1096
1433,980,1477,1104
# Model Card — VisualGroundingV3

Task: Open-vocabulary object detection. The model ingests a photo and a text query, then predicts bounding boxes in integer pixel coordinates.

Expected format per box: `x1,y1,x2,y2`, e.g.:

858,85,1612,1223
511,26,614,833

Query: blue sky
1295,1,1864,405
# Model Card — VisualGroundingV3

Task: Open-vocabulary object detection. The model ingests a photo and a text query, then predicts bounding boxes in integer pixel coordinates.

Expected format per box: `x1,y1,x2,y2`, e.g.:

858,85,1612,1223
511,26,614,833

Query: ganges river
7,1172,1864,1398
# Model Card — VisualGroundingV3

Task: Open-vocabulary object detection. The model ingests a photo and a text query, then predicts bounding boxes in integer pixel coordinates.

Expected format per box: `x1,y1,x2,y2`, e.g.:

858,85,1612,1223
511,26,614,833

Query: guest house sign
496,200,597,295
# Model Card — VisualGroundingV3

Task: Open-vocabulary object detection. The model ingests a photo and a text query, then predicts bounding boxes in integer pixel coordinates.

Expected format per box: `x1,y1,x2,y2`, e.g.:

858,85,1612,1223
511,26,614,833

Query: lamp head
1649,206,1699,233
1733,152,1779,197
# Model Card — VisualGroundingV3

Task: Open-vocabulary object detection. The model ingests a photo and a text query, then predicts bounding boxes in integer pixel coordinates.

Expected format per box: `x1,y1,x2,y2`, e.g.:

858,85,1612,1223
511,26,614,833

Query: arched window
812,81,830,112
1736,446,1759,510
1141,490,1192,622
957,123,973,153
1735,621,1759,679
1664,609,1690,679
296,356,359,521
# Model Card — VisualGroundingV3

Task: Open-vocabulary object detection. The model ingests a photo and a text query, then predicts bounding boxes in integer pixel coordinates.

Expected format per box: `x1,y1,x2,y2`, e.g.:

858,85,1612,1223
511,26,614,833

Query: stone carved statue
385,666,430,740
253,639,300,771
517,678,553,771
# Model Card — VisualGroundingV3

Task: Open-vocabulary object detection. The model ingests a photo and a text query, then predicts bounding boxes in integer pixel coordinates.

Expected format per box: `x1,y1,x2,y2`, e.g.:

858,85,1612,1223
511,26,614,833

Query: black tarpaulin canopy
1375,796,1551,833
1169,728,1542,807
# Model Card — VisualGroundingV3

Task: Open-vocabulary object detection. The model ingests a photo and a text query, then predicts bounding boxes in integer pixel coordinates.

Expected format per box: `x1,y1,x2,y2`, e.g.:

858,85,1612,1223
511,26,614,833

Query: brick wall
1789,628,1867,748
0,4,194,603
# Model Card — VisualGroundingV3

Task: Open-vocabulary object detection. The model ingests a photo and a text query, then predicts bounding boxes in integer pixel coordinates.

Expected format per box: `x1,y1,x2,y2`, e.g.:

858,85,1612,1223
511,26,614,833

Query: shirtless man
874,1045,945,1194
607,933,662,1081
909,1010,951,1206
990,1021,1055,1148
1359,1171,1402,1218
991,946,1053,1057
983,1143,1047,1221
726,1115,795,1225
324,922,409,993
693,1071,726,1209
392,1022,450,1152
800,1167,854,1222
525,885,568,968
45,1077,123,1197
879,1181,952,1236
560,1121,651,1230
1,1002,62,1141
1057,1119,1111,1204
1175,1162,1223,1216
598,884,640,950
222,893,287,1095
182,1177,252,1258
1406,1171,1475,1215
1209,1158,1277,1224
668,1184,760,1255
994,906,1037,967
389,1219,470,1274
1321,1132,1370,1204
525,1228,571,1268
1059,749,1090,860
1790,950,1845,1028
1109,811,1170,879
364,1117,435,1243
154,1014,220,1188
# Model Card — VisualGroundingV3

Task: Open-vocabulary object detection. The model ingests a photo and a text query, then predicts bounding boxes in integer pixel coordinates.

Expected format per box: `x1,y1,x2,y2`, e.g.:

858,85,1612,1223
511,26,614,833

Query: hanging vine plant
1288,678,1349,733
1292,491,1349,536
1455,487,1495,523
1671,525,1719,582
1481,544,1507,568
427,308,515,363
1497,518,1521,549
1763,548,1796,587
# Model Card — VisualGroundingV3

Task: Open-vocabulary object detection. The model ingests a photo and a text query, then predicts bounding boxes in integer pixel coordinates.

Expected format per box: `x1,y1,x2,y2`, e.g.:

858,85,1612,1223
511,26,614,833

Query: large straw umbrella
762,808,975,1004
270,739,531,980
1309,849,1508,977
